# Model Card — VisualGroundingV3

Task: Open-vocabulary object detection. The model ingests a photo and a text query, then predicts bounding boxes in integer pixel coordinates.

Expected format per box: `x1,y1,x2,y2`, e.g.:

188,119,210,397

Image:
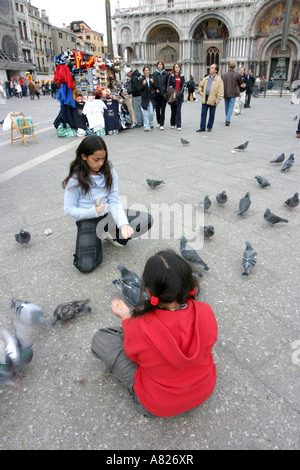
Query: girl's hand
111,299,131,320
120,224,134,239
95,202,105,216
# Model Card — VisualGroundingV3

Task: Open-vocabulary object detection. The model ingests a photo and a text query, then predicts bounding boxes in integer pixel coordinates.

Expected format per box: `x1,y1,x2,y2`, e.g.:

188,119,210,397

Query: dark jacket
168,74,185,96
244,73,255,93
186,78,196,92
127,70,142,97
221,69,243,98
138,74,157,110
152,69,169,96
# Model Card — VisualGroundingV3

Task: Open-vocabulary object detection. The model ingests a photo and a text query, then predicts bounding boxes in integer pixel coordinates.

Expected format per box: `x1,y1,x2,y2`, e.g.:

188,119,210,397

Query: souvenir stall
53,50,134,137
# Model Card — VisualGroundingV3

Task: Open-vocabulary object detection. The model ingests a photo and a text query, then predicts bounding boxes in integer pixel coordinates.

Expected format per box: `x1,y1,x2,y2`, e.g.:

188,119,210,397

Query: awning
36,75,54,81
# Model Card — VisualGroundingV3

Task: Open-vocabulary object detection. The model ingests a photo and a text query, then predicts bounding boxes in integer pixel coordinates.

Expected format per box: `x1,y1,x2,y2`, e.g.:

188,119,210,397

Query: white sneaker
160,126,164,130
171,126,175,129
177,127,181,131
157,124,160,128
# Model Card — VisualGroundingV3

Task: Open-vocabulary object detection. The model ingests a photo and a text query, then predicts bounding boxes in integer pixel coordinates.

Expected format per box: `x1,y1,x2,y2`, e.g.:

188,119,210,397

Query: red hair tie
150,296,159,306
189,287,196,296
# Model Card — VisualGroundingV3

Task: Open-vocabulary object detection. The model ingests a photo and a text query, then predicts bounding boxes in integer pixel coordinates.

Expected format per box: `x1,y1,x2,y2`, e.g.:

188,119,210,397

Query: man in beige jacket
196,64,224,132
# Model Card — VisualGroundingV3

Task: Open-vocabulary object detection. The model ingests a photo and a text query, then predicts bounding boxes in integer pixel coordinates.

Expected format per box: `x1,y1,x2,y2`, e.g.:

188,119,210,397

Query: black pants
245,91,252,107
155,94,167,126
73,210,153,273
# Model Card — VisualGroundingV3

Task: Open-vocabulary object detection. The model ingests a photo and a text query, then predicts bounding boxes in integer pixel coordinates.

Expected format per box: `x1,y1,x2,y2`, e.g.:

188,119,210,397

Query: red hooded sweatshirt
122,299,218,417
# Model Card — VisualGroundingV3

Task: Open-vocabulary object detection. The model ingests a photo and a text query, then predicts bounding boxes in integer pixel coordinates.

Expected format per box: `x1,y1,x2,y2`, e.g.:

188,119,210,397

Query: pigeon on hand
281,153,294,172
147,179,165,189
255,175,270,188
181,138,190,145
264,208,288,225
198,195,211,212
11,300,47,326
270,153,285,164
51,299,91,326
234,141,249,151
216,190,227,205
180,236,209,271
238,192,251,216
242,241,257,276
15,229,31,245
116,264,141,288
284,192,299,210
202,226,215,240
112,279,144,307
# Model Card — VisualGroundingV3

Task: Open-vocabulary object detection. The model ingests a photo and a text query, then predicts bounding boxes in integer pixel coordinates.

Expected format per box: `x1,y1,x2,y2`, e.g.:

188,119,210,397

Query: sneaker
225,121,230,126
177,127,181,131
196,129,205,132
171,126,175,129
160,126,164,130
144,129,150,132
157,124,160,128
297,133,300,138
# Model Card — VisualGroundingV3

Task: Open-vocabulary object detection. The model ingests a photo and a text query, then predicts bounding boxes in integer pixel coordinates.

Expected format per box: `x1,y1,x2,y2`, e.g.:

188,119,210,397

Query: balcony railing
0,49,34,64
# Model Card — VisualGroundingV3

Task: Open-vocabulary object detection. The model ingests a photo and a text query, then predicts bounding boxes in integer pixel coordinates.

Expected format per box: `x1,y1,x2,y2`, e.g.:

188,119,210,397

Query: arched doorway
147,25,179,69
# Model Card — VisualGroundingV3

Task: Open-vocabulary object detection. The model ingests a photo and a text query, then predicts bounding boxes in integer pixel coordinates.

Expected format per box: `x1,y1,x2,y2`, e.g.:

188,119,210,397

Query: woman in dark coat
152,60,169,130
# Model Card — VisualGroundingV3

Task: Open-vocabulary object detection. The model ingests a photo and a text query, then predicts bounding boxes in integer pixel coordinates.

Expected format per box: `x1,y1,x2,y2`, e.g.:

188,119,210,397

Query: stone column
273,0,293,87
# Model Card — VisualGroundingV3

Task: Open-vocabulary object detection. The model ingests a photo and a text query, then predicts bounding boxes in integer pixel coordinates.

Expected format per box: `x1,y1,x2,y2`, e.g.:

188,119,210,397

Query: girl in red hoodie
92,250,218,417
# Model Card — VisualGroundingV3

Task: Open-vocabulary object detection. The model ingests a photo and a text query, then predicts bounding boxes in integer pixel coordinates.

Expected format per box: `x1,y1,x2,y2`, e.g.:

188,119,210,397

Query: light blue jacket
64,167,128,227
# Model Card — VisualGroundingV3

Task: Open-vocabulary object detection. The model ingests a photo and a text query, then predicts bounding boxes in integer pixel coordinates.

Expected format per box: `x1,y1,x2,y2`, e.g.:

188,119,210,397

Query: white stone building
113,0,300,83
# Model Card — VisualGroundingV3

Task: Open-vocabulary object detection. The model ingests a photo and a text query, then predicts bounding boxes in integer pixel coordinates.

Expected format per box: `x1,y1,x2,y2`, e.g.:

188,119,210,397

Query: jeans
133,96,143,126
170,96,183,128
200,103,216,130
73,210,153,273
155,94,167,126
142,100,154,130
224,97,236,123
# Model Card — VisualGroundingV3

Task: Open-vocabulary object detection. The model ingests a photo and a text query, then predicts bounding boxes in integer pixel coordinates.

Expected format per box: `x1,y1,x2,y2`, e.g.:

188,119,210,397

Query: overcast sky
31,0,139,42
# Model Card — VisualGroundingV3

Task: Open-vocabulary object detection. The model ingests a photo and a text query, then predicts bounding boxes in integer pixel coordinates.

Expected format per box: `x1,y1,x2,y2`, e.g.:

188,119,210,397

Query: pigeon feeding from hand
51,299,91,326
180,236,209,272
255,175,270,188
238,192,251,216
11,300,47,326
116,264,141,288
284,192,299,210
270,153,285,164
112,279,144,307
216,190,227,205
242,241,257,276
234,141,249,151
181,138,190,145
202,226,215,240
198,195,211,212
264,208,288,226
15,229,31,246
147,179,165,189
281,153,294,172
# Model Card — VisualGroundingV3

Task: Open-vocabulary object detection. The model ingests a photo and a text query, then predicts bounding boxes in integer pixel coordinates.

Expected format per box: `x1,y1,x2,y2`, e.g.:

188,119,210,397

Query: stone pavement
0,92,299,451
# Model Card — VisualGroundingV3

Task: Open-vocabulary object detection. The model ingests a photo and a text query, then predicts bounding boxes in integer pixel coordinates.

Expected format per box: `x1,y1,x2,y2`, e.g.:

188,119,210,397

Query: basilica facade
112,0,300,83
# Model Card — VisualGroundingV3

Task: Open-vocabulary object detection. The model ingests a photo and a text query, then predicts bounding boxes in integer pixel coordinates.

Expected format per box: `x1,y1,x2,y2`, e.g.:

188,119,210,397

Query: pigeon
270,153,285,164
11,300,47,326
147,179,165,188
0,327,20,367
0,356,16,387
264,208,288,225
181,138,190,145
281,153,294,172
255,175,270,188
15,229,31,245
51,299,91,326
293,115,298,120
216,190,227,205
0,328,22,386
202,225,214,240
198,195,211,212
116,264,141,288
242,241,257,276
13,336,34,376
284,192,299,210
238,192,251,216
180,236,209,271
112,279,144,307
234,141,249,151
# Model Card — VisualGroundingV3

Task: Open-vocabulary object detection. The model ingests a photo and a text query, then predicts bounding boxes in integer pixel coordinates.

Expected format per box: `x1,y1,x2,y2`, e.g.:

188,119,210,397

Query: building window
16,3,19,11
59,32,63,38
20,3,23,12
23,22,28,40
18,21,24,40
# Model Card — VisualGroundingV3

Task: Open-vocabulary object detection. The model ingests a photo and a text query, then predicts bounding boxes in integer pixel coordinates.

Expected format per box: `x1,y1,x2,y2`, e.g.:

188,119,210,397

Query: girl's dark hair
132,250,199,317
157,60,165,68
143,65,150,72
172,63,181,74
62,136,113,194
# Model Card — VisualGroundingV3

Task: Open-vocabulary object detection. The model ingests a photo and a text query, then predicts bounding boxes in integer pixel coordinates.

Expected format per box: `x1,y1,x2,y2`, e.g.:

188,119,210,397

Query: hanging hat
124,66,132,74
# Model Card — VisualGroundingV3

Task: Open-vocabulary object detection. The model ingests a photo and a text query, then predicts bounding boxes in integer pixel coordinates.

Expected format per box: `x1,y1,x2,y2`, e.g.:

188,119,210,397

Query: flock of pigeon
2,135,297,390
0,298,92,387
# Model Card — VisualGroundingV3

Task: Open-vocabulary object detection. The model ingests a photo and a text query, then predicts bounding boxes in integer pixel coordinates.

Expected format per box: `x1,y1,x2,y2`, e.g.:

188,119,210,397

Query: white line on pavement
0,139,79,183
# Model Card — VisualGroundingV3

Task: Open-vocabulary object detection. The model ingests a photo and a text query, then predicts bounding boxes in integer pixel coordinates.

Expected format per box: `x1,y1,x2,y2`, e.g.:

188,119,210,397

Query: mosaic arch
255,0,300,36
193,18,229,41
147,25,180,43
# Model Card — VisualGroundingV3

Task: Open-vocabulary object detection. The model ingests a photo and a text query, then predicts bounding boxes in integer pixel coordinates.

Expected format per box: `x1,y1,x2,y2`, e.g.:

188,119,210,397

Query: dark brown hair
62,136,113,195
